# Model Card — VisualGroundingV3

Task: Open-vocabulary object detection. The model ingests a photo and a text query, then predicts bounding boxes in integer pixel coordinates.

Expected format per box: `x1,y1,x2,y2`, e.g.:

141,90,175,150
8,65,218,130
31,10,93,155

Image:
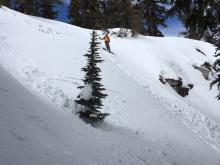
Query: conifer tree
107,0,122,28
170,0,220,40
211,26,220,100
169,0,192,20
131,3,144,37
104,0,139,30
120,0,132,29
15,0,61,19
68,0,84,27
185,0,219,39
99,0,129,29
15,0,36,15
141,0,169,36
68,0,141,30
0,0,11,7
68,0,102,29
40,0,62,19
75,30,109,121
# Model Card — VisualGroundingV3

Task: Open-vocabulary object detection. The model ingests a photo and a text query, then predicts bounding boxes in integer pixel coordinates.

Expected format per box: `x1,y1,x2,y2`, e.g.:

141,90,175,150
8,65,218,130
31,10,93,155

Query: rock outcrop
159,76,193,97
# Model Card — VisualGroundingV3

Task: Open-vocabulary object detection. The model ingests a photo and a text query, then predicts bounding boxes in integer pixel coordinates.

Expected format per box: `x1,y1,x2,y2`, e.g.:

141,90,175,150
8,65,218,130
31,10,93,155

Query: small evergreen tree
211,26,220,100
75,30,109,122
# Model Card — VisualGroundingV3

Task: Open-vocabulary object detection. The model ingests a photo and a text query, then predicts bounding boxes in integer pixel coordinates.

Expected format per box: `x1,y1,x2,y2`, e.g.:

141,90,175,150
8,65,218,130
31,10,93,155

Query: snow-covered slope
1,6,220,165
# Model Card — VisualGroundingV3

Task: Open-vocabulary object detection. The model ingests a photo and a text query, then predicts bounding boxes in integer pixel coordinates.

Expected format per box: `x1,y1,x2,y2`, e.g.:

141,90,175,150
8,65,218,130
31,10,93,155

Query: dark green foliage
68,0,83,27
185,0,219,39
141,0,169,36
68,0,131,29
169,0,192,20
106,0,131,29
68,0,143,35
75,30,109,121
101,0,143,33
110,0,124,28
131,3,144,36
0,0,11,7
68,0,103,29
15,0,62,19
170,0,220,40
15,0,37,15
211,26,220,100
40,0,62,19
121,0,132,28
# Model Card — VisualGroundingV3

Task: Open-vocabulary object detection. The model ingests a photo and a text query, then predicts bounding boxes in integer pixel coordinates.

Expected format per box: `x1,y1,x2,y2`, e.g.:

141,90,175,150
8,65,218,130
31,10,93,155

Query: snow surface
1,6,220,165
77,84,93,101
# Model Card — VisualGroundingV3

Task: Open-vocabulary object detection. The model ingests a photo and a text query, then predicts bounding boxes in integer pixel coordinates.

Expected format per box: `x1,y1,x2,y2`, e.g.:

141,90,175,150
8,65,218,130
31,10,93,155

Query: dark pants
105,42,111,52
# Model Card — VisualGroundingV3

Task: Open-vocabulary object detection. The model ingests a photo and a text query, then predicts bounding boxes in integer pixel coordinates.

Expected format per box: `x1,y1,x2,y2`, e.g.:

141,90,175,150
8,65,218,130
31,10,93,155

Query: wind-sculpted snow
1,6,220,165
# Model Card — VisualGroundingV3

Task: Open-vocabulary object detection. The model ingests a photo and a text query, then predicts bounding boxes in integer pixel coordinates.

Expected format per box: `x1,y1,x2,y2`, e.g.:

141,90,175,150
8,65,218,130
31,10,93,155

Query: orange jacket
100,35,110,42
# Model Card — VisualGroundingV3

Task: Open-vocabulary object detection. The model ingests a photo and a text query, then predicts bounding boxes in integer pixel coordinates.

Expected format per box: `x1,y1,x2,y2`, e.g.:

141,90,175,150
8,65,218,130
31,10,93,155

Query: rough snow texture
78,84,93,101
1,7,220,165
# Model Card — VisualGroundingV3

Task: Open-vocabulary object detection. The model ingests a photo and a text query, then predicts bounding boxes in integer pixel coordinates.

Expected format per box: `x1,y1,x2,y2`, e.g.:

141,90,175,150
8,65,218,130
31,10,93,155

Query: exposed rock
159,76,193,97
193,62,214,80
201,62,212,70
196,48,206,56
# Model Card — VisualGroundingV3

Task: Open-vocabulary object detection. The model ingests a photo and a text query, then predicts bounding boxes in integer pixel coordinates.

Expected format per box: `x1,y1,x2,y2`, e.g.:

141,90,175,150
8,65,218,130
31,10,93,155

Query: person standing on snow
100,34,111,52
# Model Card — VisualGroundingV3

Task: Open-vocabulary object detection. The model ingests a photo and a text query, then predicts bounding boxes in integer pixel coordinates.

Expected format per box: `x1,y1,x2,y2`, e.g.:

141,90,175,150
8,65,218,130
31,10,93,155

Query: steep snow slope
1,6,220,165
0,66,172,165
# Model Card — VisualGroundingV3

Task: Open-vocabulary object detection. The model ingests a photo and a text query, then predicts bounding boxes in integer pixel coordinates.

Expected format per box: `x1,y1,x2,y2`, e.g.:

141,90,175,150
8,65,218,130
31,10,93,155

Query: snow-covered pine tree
141,0,169,36
75,30,109,122
211,26,220,100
